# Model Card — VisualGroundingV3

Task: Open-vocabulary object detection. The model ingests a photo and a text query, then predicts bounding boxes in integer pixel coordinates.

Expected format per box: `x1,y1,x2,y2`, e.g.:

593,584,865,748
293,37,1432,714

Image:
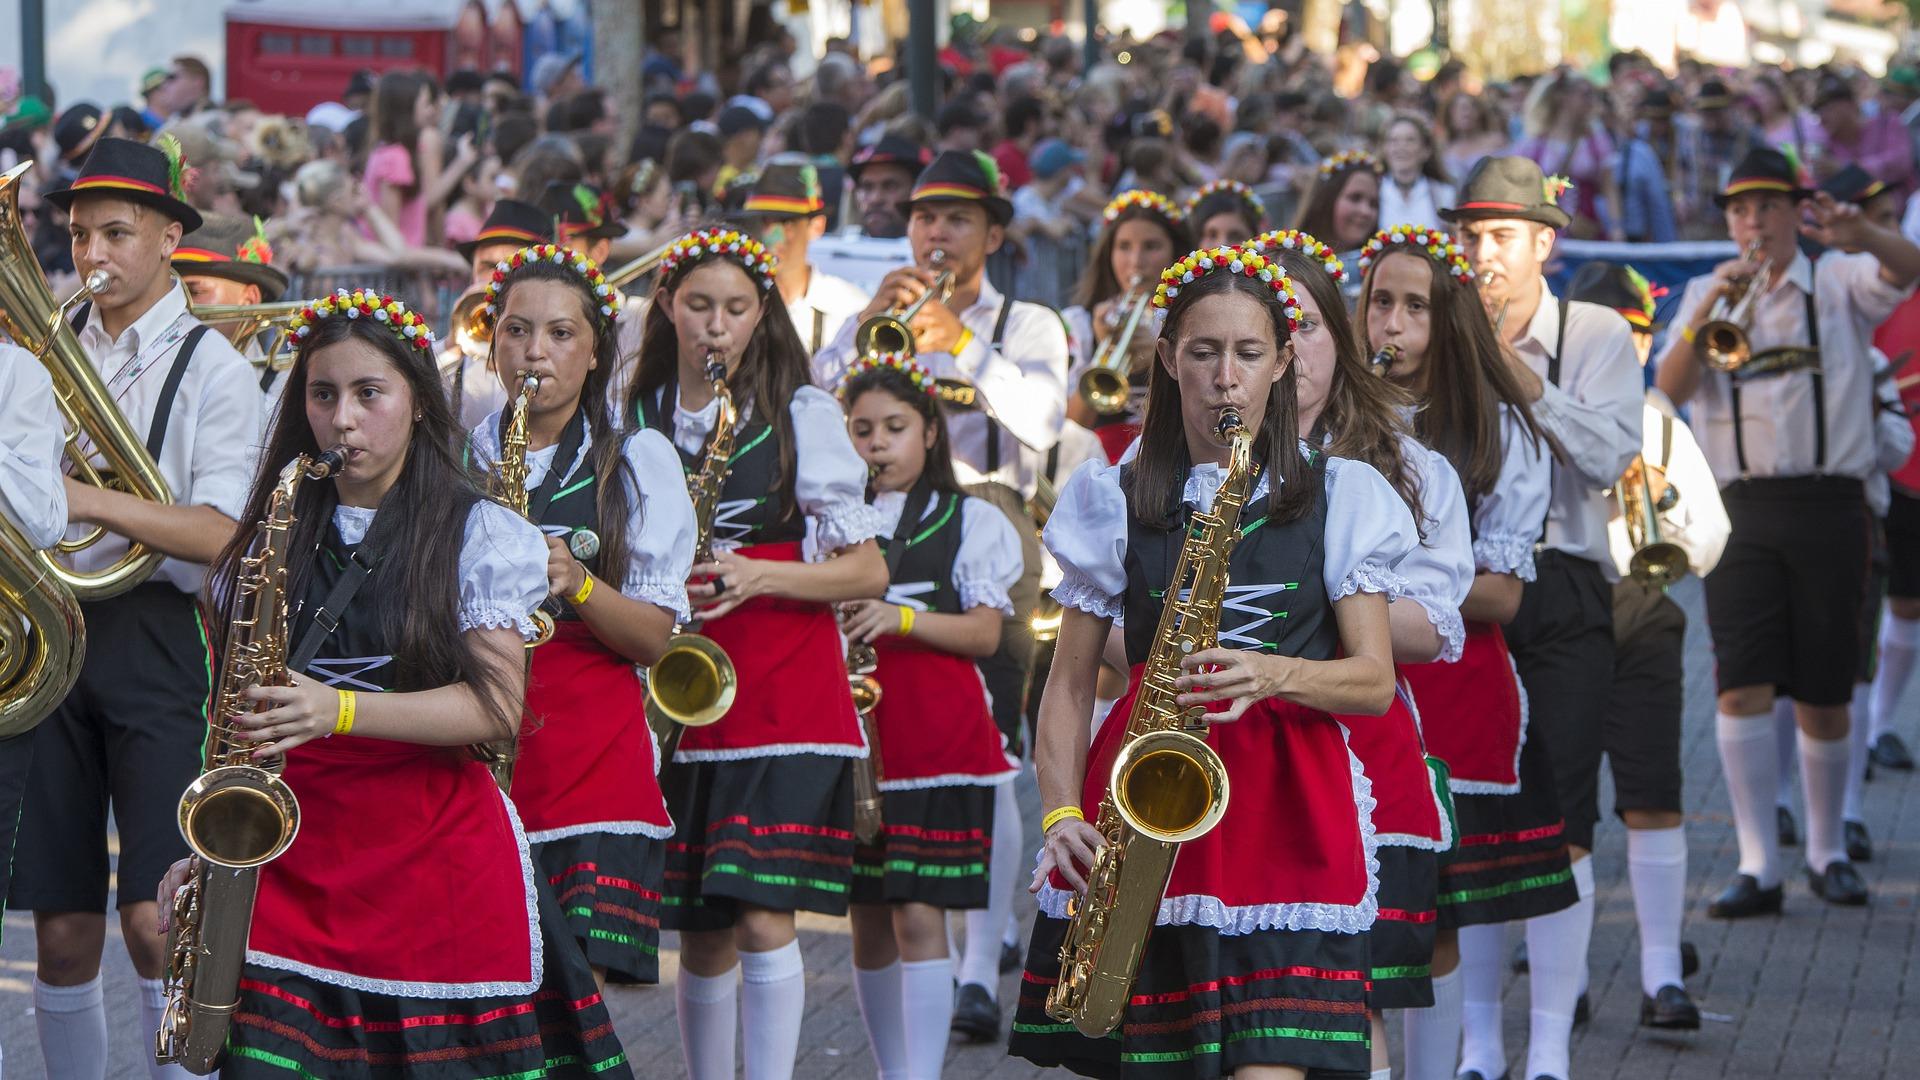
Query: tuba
0,162,175,600
1617,455,1688,586
1046,410,1244,1037
1078,278,1151,416
156,447,343,1075
0,513,86,740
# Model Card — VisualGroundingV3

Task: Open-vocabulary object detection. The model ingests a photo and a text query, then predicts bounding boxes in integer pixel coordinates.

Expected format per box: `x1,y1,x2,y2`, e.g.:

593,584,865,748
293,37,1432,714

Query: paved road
6,579,1920,1078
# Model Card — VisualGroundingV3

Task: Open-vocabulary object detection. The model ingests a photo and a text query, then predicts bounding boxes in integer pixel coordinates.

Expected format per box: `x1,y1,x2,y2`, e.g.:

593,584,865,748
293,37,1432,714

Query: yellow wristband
1681,325,1697,345
570,574,595,607
1041,805,1085,834
897,605,915,636
333,689,356,737
950,328,974,356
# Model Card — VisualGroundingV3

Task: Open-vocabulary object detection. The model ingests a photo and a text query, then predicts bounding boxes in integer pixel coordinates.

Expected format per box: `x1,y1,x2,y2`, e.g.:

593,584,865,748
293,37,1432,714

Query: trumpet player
1574,262,1729,1031
1656,149,1920,915
733,160,870,354
541,180,651,407
11,136,260,1080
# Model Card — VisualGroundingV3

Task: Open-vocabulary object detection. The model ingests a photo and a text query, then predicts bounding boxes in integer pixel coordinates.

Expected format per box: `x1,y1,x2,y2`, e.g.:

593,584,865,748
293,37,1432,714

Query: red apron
515,620,672,840
1399,621,1525,793
1336,680,1446,849
1096,422,1141,465
674,541,864,759
870,638,1016,786
251,737,537,995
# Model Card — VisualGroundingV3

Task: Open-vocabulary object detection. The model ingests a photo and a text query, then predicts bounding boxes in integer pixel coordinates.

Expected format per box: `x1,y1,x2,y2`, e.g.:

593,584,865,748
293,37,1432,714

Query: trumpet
188,299,308,371
1369,344,1399,375
1697,240,1773,374
844,628,885,845
854,249,955,358
1078,278,1151,416
1617,456,1688,586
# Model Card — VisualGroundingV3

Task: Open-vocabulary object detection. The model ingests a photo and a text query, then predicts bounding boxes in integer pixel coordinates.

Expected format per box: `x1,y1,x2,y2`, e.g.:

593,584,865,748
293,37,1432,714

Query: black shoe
1639,984,1702,1029
1681,940,1700,980
1777,805,1800,847
951,982,1001,1042
1000,940,1022,973
1708,874,1784,918
1871,732,1915,770
1573,991,1591,1026
1807,860,1870,906
1511,939,1529,974
1846,819,1874,863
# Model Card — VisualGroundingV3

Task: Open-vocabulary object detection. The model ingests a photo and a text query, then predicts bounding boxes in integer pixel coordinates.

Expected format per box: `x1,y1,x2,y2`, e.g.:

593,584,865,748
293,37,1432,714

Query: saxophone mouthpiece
309,446,348,478
1215,408,1243,438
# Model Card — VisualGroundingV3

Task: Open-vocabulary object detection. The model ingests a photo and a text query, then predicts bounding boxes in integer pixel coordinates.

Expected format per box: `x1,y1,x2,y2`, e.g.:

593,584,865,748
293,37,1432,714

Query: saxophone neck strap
882,477,937,579
525,406,590,524
289,527,388,672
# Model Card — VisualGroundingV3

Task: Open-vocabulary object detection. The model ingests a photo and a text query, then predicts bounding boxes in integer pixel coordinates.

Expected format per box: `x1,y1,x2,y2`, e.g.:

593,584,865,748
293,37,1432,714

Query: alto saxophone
845,629,885,845
156,447,344,1075
491,371,556,647
1046,410,1247,1037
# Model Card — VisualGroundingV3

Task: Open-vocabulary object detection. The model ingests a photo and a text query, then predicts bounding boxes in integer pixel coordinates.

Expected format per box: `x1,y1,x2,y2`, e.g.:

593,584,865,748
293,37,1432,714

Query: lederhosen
1604,415,1687,819
490,409,674,983
1704,264,1871,706
634,379,862,929
852,484,1016,909
229,505,633,1079
8,310,215,916
1012,456,1378,1078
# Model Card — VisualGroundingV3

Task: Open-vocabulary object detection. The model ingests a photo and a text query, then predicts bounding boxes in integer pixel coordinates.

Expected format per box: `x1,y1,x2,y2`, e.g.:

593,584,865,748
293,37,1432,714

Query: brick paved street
6,578,1920,1078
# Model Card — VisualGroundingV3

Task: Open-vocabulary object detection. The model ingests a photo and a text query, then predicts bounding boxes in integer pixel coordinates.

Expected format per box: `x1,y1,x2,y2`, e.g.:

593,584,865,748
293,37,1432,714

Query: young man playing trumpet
1656,149,1920,915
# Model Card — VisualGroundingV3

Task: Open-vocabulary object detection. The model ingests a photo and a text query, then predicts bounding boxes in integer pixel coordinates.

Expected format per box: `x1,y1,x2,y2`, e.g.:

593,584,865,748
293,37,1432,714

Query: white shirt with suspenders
787,264,870,358
0,343,71,550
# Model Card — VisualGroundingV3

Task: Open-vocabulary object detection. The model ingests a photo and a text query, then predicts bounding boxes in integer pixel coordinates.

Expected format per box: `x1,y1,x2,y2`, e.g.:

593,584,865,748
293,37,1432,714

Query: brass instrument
187,299,307,371
0,162,176,600
1047,409,1244,1037
604,238,675,291
1697,240,1771,373
1369,344,1399,376
157,447,343,1075
490,372,557,647
854,249,955,358
645,349,738,753
846,633,885,844
0,512,85,740
1079,279,1151,416
1617,455,1688,586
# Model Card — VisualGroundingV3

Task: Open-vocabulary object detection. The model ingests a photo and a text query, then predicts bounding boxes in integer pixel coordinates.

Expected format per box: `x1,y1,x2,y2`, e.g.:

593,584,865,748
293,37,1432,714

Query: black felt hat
53,103,107,163
903,149,1013,226
171,212,289,298
45,135,202,232
538,181,625,242
1714,148,1813,208
1819,163,1889,206
1439,155,1572,230
1567,260,1662,332
457,198,554,260
848,133,932,183
735,161,827,220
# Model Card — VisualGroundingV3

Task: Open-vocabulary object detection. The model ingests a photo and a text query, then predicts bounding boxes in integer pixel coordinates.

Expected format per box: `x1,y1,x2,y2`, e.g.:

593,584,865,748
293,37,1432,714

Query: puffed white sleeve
1323,456,1418,601
457,500,552,642
790,384,886,551
1395,439,1474,662
1472,406,1551,580
954,496,1024,616
620,429,695,622
0,348,68,549
1043,458,1129,620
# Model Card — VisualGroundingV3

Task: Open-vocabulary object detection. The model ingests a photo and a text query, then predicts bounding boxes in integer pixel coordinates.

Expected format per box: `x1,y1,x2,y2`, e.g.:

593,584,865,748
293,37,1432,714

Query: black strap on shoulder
512,405,589,524
145,326,207,460
1730,261,1822,475
69,300,91,332
1548,296,1569,387
982,297,1014,476
812,308,826,355
289,542,382,671
1659,414,1673,470
884,477,937,579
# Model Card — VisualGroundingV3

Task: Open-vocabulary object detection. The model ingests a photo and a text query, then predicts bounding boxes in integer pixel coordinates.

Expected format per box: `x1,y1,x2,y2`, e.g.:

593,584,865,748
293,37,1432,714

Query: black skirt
1437,730,1578,928
851,782,996,908
1367,844,1437,1010
533,830,664,984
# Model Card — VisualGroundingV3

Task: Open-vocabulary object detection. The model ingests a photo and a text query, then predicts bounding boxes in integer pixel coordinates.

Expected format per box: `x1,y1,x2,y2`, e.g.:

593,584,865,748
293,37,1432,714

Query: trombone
188,299,308,371
1617,456,1688,586
1078,277,1150,415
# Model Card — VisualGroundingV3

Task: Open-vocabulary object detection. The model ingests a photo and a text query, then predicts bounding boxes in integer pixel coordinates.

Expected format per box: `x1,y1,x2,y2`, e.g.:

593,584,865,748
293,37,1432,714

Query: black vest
1121,455,1336,666
528,443,602,624
880,490,966,615
633,379,803,546
289,515,399,693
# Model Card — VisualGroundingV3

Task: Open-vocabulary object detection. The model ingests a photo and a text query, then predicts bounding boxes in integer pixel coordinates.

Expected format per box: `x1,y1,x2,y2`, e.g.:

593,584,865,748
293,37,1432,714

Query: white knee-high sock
1871,613,1920,741
1370,1069,1394,1080
1627,826,1687,995
1524,857,1594,1080
901,957,954,1079
1772,697,1798,811
960,779,1022,997
853,962,907,1079
1455,923,1506,1079
1800,730,1853,874
677,966,739,1080
740,942,806,1080
1846,682,1872,822
1401,966,1462,1080
136,978,196,1080
33,976,107,1080
1716,710,1782,887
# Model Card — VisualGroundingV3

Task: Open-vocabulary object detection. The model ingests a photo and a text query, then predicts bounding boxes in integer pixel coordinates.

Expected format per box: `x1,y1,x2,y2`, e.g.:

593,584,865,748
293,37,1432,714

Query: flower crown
1184,179,1266,223
289,289,436,352
481,244,623,331
1246,229,1346,282
837,350,937,399
1318,150,1383,177
1153,244,1303,333
1102,189,1185,225
1357,225,1476,286
658,227,777,291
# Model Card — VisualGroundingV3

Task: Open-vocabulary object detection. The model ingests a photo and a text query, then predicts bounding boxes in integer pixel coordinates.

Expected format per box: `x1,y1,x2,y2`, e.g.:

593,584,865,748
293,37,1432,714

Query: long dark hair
626,251,812,521
206,315,518,739
1354,246,1548,508
1188,189,1265,242
1070,204,1194,310
1384,113,1451,184
1274,249,1423,534
841,365,965,499
1293,163,1379,249
371,71,433,165
1124,271,1315,529
483,258,637,586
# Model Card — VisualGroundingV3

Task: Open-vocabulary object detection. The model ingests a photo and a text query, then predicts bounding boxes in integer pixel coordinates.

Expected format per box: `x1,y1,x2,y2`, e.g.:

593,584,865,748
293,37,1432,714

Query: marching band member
1446,157,1643,1080
1010,244,1417,1078
154,288,630,1078
11,136,259,1080
1573,261,1729,1029
624,227,888,1080
1354,224,1571,1080
1656,149,1920,914
1264,229,1475,1080
466,245,696,985
814,149,1070,1039
1063,190,1194,462
540,181,655,411
1184,178,1267,250
170,213,293,407
444,199,556,427
735,161,871,354
838,355,1023,1080
1295,152,1385,255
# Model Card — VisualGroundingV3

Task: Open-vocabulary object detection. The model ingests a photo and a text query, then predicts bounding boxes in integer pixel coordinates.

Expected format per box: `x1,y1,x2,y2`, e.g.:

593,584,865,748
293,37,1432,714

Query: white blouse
871,490,1025,616
332,500,549,642
1396,434,1474,663
0,345,69,550
1472,404,1552,581
666,382,883,553
467,416,697,623
1045,446,1418,622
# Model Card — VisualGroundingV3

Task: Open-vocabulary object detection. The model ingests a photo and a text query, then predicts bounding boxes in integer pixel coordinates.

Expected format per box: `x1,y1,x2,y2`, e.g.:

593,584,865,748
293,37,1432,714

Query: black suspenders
980,297,1014,477
70,301,207,460
1538,297,1569,544
1729,265,1822,476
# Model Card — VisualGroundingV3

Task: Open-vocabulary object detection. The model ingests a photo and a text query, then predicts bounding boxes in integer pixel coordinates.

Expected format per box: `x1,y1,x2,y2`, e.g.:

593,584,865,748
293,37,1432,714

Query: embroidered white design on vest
712,497,760,541
884,580,938,610
1217,582,1299,649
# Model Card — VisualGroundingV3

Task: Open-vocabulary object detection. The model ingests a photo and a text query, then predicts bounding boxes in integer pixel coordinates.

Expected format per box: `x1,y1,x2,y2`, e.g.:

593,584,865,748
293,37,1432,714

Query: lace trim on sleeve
1330,562,1408,602
813,500,886,553
459,604,541,641
1051,566,1123,620
1426,604,1467,664
957,578,1016,617
623,577,693,624
1473,532,1538,581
